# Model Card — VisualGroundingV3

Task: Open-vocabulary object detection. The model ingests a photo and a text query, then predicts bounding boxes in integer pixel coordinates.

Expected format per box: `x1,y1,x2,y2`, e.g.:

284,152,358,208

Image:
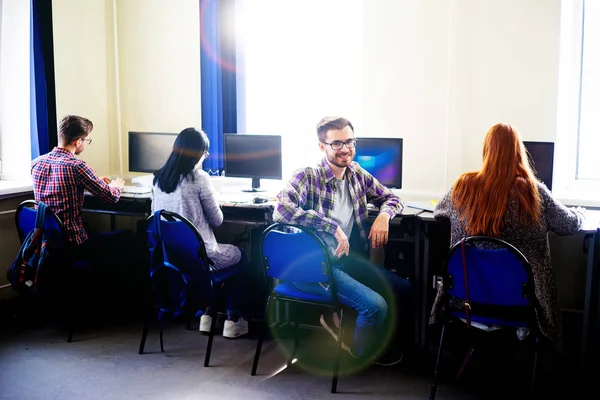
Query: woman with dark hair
429,123,585,353
152,128,249,338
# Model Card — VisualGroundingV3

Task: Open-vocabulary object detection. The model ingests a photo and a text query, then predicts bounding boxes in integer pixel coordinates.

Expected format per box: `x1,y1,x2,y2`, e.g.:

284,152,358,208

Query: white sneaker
199,315,212,333
223,317,249,339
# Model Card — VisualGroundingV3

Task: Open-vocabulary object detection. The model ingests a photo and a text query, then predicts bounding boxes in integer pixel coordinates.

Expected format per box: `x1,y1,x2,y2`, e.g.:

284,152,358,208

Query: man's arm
77,163,121,203
365,174,404,220
273,169,339,237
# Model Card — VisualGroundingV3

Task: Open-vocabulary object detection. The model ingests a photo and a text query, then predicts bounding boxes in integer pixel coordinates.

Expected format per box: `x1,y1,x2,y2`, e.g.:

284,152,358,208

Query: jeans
294,252,413,358
210,251,248,319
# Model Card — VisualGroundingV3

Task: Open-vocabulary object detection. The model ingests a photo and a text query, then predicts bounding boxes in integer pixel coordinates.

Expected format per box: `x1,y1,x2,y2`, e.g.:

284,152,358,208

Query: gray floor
0,316,481,400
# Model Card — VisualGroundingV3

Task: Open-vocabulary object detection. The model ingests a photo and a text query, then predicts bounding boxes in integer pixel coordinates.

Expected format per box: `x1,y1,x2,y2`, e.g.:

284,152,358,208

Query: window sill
0,179,33,199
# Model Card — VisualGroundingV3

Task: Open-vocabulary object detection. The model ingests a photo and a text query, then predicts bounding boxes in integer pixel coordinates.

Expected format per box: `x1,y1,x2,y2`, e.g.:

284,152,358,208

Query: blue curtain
200,0,237,175
30,0,57,160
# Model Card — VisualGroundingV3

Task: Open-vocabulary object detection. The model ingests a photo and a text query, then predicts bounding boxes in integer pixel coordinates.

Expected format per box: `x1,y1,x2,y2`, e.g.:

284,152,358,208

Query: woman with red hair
429,123,585,353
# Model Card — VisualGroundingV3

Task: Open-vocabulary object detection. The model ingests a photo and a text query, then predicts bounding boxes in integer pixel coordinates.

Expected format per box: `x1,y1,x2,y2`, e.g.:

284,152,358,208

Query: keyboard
406,200,438,212
121,185,152,194
218,194,250,203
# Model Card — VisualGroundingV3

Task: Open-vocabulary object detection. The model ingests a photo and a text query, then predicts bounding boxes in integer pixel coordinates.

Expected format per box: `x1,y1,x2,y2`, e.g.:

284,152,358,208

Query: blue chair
139,210,220,367
14,200,92,343
429,236,540,400
251,223,345,394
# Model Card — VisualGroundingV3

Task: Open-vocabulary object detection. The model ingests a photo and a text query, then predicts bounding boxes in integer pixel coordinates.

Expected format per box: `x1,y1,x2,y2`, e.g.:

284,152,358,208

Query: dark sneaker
373,347,404,366
319,314,351,352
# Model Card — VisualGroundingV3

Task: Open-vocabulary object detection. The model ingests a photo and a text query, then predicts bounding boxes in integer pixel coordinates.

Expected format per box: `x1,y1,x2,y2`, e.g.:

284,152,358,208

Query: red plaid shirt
31,147,121,246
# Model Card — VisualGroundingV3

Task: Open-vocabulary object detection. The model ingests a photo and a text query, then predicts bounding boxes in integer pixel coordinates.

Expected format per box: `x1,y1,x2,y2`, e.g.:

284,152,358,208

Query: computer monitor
223,134,282,192
128,132,178,173
354,137,403,189
523,141,554,191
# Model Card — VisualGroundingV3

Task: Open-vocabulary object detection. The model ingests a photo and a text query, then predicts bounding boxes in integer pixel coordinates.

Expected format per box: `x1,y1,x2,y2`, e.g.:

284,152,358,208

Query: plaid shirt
31,147,121,246
274,158,404,250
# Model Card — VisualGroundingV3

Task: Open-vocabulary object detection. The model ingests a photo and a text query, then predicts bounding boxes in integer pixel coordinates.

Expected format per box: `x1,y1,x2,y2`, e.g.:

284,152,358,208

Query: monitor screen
223,134,282,191
354,137,403,189
523,141,554,191
129,132,178,173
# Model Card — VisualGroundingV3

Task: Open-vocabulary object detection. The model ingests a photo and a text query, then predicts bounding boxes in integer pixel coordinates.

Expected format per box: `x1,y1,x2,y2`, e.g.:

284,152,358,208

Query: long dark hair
153,128,209,194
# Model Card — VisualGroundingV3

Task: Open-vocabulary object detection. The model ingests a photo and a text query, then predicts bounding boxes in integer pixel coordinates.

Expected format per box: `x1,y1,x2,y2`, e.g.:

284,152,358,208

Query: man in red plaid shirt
31,115,150,310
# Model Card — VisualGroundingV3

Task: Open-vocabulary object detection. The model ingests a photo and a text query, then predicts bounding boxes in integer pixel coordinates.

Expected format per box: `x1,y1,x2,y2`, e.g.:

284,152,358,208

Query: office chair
429,236,540,400
139,210,220,367
14,200,93,343
251,223,345,394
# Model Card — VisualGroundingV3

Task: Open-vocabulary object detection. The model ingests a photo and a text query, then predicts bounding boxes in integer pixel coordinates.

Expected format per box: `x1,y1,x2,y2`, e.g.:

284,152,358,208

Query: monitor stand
241,178,266,193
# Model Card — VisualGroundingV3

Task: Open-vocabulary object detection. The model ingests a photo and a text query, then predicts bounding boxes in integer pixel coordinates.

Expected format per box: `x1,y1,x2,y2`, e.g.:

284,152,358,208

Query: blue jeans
209,251,248,319
294,253,413,358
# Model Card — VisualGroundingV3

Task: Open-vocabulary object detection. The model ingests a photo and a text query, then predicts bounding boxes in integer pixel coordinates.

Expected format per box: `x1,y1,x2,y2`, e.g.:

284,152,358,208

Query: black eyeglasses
80,138,93,145
321,139,357,150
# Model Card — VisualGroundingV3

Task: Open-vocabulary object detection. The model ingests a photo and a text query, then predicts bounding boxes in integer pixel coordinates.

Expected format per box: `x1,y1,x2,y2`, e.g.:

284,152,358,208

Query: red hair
451,123,542,236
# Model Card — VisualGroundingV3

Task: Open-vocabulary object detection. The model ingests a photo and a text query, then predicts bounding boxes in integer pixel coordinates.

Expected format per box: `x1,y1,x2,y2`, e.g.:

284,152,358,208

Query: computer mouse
253,196,269,204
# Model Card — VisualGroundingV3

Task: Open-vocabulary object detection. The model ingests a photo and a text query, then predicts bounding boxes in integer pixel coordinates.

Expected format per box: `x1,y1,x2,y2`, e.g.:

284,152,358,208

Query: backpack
7,202,62,295
147,211,209,321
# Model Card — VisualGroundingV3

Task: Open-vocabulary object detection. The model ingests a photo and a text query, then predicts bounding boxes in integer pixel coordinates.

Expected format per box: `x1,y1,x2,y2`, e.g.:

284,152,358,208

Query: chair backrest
9,200,65,295
146,210,213,319
15,200,64,244
444,236,536,323
260,223,333,284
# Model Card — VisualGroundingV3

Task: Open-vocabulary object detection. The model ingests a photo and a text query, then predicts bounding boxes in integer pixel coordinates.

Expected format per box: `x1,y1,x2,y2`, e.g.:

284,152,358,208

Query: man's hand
99,176,111,184
333,226,350,258
109,177,125,190
368,213,390,248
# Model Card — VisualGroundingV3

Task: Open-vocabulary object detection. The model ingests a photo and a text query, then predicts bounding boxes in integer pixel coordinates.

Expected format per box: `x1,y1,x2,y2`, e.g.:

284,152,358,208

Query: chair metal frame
429,236,541,400
250,223,345,394
139,210,219,367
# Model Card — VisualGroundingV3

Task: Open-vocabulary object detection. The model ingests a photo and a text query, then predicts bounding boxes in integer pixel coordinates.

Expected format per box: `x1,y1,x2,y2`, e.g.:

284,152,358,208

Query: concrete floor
0,300,592,400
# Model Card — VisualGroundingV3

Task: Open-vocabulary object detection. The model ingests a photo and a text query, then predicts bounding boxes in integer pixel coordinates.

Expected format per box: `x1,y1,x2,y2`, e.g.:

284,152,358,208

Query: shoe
223,317,249,338
373,348,404,367
319,314,351,353
199,315,212,333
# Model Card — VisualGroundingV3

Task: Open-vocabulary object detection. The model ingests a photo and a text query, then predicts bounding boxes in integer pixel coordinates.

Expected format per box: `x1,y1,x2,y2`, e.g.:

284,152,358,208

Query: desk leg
583,231,599,365
420,226,431,349
414,219,422,348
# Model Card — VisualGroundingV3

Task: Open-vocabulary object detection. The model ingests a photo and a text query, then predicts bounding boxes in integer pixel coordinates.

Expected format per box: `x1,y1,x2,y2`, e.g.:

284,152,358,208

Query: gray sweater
429,182,584,352
151,169,242,271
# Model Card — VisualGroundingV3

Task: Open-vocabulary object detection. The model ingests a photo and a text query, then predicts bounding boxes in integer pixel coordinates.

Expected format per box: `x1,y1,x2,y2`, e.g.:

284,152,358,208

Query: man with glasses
274,116,412,366
31,115,150,313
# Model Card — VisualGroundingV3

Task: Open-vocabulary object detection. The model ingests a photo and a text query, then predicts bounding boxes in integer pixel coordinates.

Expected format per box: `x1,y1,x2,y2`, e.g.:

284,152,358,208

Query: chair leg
204,308,218,367
139,325,149,354
251,293,273,376
287,321,300,367
66,319,75,343
159,320,165,353
456,342,475,380
331,308,344,394
429,323,447,400
531,335,539,394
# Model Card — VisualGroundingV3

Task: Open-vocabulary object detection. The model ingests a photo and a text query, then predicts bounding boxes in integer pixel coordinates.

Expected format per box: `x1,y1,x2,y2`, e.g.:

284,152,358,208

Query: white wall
51,0,563,195
53,0,113,177
362,0,562,199
53,0,200,178
116,0,201,178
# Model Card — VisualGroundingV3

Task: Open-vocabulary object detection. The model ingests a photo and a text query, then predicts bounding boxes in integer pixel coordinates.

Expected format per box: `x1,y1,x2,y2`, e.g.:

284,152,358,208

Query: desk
417,210,600,364
83,192,275,229
84,193,428,340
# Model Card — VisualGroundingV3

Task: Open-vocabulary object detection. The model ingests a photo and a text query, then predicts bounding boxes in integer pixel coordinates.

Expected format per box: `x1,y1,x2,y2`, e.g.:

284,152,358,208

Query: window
0,0,31,181
235,0,363,180
576,0,600,180
556,0,600,200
